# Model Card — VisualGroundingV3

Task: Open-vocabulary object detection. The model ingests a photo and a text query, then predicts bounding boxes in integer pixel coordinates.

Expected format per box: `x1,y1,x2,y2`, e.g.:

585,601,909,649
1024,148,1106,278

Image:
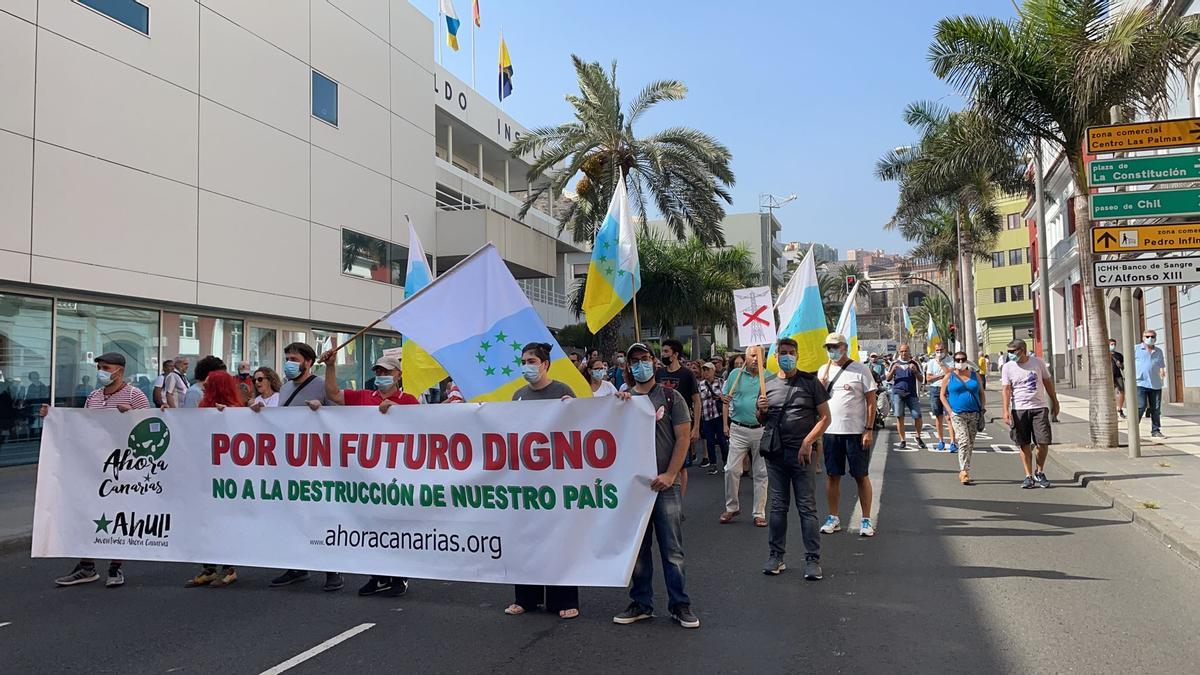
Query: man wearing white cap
317,340,419,597
816,333,878,537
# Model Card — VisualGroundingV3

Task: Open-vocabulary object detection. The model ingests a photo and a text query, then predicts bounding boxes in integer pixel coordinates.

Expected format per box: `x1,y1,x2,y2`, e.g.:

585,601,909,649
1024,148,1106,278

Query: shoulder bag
758,375,804,461
282,375,316,407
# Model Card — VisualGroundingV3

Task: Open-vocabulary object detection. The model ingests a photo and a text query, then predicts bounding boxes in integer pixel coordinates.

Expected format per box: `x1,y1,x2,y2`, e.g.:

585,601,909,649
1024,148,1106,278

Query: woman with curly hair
186,370,243,587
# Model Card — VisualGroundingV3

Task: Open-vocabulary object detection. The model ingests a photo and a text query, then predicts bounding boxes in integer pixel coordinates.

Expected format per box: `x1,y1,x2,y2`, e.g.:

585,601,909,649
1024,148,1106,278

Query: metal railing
517,278,568,309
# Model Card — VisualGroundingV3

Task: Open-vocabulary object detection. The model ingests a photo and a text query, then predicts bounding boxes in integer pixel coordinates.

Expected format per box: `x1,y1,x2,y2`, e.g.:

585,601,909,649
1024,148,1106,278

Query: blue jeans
766,453,821,561
1137,387,1163,433
700,417,728,467
629,485,690,611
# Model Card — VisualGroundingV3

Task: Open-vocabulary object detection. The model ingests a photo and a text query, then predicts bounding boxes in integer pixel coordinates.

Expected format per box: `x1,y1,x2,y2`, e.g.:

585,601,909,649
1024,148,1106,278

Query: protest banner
732,286,778,349
32,397,657,586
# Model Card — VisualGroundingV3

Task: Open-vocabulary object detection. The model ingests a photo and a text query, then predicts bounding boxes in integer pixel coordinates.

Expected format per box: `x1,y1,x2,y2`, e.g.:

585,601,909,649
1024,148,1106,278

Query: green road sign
1089,153,1200,187
1090,187,1200,220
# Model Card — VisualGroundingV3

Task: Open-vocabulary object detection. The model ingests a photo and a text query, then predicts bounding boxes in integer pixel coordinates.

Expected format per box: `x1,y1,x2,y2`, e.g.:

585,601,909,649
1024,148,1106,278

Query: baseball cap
94,352,126,367
823,332,848,346
701,362,715,371
626,342,652,357
372,356,402,372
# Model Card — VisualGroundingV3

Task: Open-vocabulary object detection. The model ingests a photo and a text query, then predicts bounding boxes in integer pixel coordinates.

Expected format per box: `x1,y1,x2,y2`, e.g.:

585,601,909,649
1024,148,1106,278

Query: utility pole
1034,140,1055,379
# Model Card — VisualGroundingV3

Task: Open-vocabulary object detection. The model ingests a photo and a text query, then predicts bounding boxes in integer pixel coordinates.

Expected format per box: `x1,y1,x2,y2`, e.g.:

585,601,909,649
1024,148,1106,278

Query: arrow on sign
741,306,770,327
1097,231,1118,248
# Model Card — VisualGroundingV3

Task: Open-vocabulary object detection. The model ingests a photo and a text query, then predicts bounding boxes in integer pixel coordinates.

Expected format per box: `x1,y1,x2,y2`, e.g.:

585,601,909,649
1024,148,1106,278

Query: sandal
504,604,526,615
558,608,579,620
959,471,973,485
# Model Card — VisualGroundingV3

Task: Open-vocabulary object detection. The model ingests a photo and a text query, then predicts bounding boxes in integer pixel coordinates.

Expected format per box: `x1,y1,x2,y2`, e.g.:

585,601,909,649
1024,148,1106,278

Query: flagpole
438,4,444,65
631,293,641,342
470,7,476,88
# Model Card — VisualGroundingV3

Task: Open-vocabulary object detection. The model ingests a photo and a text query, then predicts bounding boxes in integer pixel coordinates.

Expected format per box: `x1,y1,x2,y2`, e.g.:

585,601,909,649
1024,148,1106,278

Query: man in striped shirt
39,352,149,588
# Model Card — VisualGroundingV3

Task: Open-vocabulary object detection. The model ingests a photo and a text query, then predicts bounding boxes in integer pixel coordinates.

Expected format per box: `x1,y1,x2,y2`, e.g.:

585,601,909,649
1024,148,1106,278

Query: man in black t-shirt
1110,338,1126,420
757,337,831,581
656,339,703,490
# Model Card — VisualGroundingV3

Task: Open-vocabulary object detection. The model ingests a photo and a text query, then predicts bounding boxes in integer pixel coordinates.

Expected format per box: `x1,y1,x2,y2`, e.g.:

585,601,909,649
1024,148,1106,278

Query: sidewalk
1049,386,1200,567
0,463,36,555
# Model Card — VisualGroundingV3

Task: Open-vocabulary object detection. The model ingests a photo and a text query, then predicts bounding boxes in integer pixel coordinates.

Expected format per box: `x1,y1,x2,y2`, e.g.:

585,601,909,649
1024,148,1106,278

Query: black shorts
1114,376,1124,391
823,433,870,478
1010,408,1052,447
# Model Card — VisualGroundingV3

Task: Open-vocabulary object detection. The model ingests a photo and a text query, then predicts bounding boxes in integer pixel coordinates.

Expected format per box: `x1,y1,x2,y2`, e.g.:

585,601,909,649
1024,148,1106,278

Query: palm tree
568,235,758,353
511,56,735,245
876,100,1026,365
928,0,1200,447
910,295,953,352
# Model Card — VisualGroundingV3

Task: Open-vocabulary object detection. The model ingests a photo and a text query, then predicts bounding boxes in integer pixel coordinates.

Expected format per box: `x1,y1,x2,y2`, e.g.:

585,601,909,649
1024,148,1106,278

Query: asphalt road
3,414,1199,674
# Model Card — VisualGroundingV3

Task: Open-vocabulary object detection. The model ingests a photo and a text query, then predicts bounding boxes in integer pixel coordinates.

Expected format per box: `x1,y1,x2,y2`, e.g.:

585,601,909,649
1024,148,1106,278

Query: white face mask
953,362,968,371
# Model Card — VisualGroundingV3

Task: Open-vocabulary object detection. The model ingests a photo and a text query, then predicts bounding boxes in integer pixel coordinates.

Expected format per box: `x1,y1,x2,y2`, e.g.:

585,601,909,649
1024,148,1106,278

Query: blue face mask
521,364,541,383
282,361,302,380
374,375,395,389
631,361,655,383
1006,352,1019,362
826,348,842,361
96,369,114,387
778,354,798,372
1144,337,1156,346
591,369,606,381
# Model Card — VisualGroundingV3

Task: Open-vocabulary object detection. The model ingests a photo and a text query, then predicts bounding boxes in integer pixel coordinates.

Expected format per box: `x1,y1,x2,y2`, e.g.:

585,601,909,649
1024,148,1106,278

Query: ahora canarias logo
98,417,171,498
91,511,172,548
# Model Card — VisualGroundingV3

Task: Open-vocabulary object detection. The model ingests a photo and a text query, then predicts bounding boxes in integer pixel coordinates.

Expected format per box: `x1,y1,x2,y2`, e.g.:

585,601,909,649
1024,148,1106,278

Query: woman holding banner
588,357,618,397
185,371,245,588
505,342,581,620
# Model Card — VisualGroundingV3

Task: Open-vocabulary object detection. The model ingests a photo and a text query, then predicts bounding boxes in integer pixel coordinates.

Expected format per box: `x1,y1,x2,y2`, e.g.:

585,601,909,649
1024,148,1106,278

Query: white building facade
0,0,579,465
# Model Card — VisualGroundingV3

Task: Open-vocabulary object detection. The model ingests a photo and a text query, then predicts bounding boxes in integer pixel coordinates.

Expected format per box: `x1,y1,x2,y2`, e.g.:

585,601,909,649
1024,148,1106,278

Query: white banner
32,397,657,587
733,286,777,348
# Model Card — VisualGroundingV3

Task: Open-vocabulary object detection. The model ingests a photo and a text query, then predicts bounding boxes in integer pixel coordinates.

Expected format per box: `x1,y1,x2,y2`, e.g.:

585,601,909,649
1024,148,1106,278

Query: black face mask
662,355,673,365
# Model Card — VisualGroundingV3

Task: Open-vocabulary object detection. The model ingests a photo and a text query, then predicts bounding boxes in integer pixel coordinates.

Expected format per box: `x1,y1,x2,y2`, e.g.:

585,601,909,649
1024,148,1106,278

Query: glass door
247,324,278,371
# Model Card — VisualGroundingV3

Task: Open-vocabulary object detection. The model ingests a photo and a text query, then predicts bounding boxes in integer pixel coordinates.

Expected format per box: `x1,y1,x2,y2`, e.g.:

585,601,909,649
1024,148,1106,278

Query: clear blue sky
419,0,1017,257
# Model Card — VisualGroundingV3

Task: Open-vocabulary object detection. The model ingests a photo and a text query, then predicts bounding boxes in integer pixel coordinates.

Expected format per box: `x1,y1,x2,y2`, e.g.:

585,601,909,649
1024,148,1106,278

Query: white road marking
0,622,11,628
258,623,375,675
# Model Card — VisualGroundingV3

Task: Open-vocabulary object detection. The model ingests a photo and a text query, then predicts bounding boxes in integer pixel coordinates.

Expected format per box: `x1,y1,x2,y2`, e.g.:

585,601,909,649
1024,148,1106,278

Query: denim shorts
823,433,870,477
893,392,922,419
929,389,946,417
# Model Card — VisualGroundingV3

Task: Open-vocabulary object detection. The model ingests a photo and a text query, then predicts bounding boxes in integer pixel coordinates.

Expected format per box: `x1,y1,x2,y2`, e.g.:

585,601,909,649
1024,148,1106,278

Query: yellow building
974,194,1035,358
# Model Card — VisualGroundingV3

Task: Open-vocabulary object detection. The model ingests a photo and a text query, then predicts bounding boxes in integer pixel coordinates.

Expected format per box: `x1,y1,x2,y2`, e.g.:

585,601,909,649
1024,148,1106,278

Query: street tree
512,56,735,246
929,0,1200,446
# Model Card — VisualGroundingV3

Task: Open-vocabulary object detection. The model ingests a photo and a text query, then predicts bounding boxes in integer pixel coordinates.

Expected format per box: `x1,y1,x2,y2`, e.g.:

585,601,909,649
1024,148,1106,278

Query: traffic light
948,323,957,343
845,275,857,296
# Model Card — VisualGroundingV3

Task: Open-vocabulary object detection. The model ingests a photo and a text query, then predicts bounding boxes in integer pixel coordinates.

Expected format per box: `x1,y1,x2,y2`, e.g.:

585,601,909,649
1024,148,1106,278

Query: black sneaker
358,576,393,596
670,604,700,629
1021,475,1036,489
1034,471,1051,489
1118,409,1127,420
707,466,720,475
763,556,786,575
105,566,125,588
612,601,654,625
270,569,310,587
323,572,345,592
55,564,99,586
803,559,823,581
898,441,907,449
698,459,712,468
915,437,927,450
1152,430,1166,439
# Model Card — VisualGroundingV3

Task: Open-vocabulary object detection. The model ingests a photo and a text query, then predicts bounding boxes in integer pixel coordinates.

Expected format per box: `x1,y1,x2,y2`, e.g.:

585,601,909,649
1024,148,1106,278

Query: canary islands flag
767,247,828,373
901,304,914,336
926,315,942,353
498,36,513,101
384,244,590,401
835,280,860,359
440,0,461,51
399,218,448,396
582,178,640,333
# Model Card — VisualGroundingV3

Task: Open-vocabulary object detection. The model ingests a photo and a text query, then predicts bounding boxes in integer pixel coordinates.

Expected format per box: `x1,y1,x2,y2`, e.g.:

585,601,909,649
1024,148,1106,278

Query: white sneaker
820,515,841,534
860,518,876,537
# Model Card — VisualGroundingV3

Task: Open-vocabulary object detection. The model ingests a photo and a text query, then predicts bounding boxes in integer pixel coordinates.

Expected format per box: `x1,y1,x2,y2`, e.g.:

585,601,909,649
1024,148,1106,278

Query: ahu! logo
98,417,171,498
92,511,172,548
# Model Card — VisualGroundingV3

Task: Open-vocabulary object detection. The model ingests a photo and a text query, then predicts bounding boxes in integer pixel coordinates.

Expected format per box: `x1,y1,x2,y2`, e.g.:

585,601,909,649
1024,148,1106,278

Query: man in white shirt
924,346,956,451
816,333,878,537
161,356,190,408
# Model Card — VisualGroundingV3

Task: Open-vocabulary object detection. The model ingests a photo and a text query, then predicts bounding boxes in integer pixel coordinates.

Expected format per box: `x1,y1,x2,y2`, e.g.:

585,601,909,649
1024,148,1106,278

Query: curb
0,532,32,557
1048,453,1200,569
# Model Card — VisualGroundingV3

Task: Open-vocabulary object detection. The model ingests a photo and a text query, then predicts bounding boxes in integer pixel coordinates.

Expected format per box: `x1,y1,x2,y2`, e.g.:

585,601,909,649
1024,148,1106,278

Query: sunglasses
253,376,267,383
953,358,967,363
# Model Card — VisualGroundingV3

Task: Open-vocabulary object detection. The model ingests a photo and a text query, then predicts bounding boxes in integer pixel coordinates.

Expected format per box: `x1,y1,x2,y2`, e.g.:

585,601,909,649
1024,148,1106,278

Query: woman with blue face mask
506,342,579,619
588,358,618,397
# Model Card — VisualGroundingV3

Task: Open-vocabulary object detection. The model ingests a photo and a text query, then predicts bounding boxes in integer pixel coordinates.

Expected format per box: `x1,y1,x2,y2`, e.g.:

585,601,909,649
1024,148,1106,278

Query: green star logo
598,254,609,263
509,340,521,351
484,366,496,376
480,340,492,351
495,331,507,342
475,353,486,363
617,269,627,277
94,514,112,533
501,366,513,376
604,265,615,275
513,355,523,366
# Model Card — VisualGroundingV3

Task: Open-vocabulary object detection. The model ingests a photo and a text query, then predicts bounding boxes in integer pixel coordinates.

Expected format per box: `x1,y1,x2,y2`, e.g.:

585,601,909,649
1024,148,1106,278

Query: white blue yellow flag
384,244,590,401
582,178,640,332
835,280,860,359
400,218,447,395
768,247,827,373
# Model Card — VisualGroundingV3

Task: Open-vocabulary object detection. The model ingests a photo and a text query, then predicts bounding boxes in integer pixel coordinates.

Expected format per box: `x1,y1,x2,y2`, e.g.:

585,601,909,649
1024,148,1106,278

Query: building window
76,0,149,35
993,287,1008,303
1009,248,1023,265
312,70,338,127
1011,285,1026,302
179,316,197,340
163,313,244,370
54,300,159,410
571,263,589,280
342,229,430,288
1026,247,1031,263
1006,213,1021,230
0,293,53,466
992,251,1006,268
